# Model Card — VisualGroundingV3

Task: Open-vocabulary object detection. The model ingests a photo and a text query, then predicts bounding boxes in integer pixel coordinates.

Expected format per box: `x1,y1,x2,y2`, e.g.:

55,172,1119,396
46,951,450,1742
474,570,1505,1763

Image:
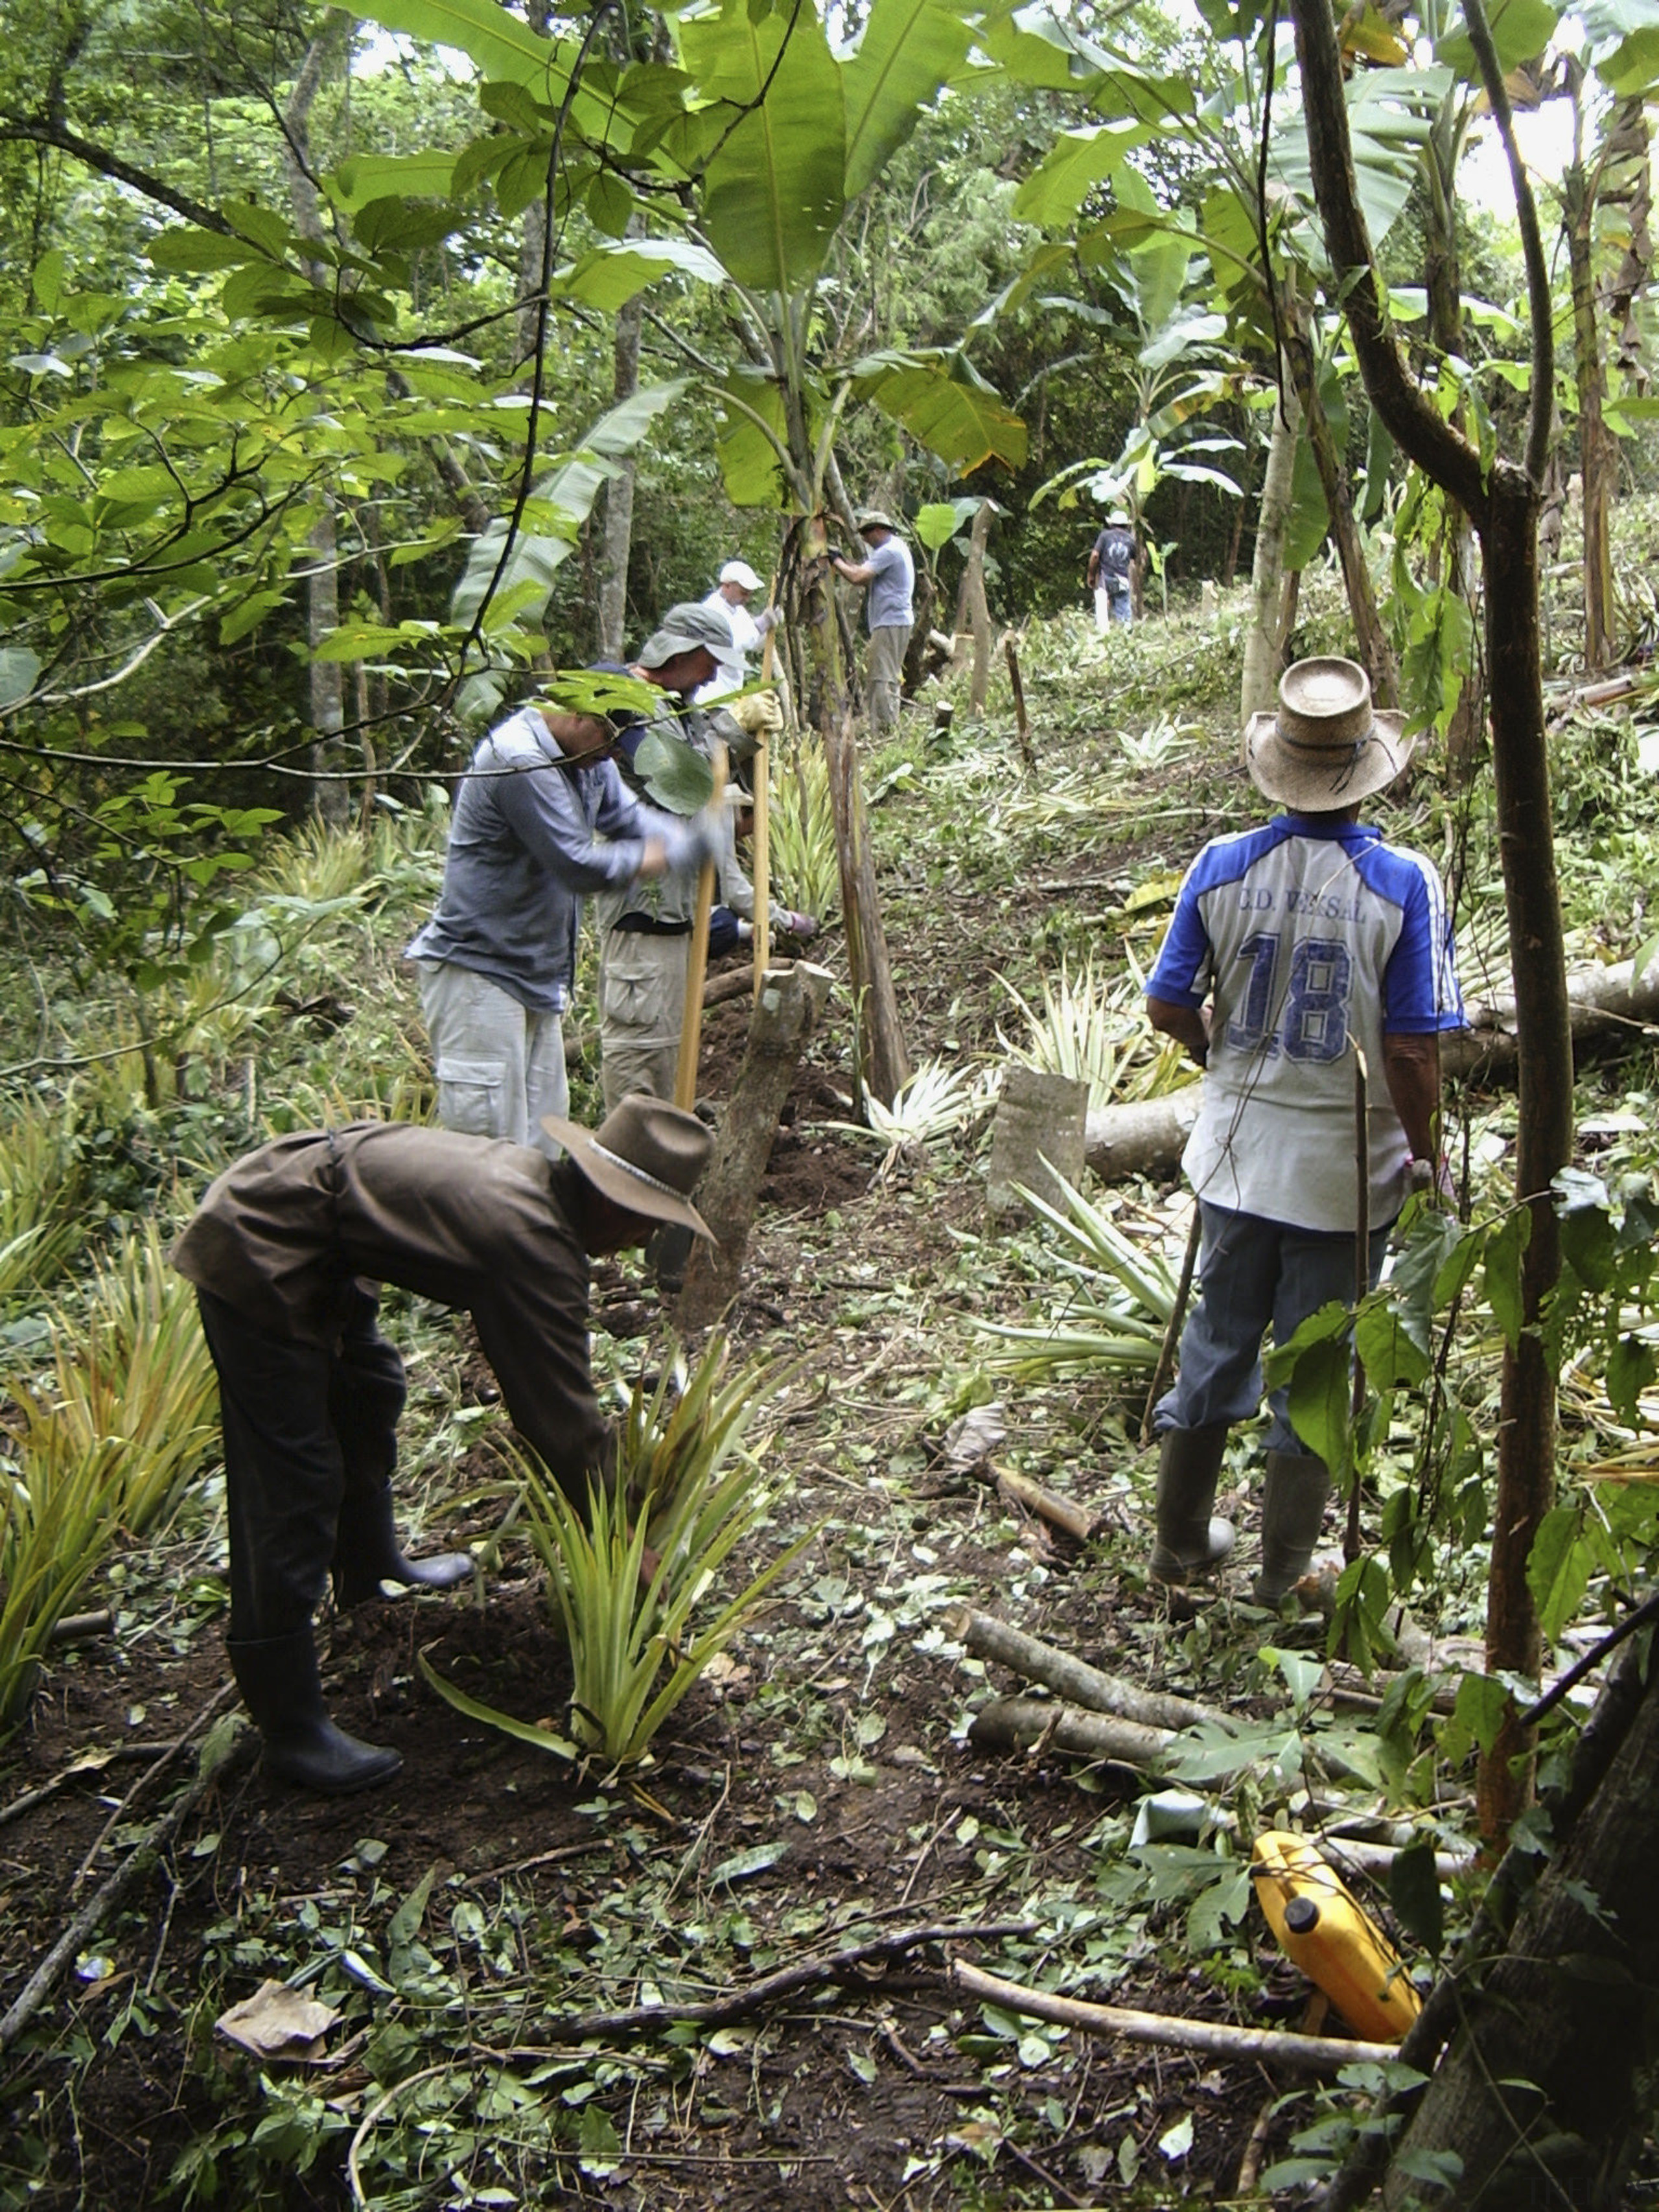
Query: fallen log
955,1611,1229,1735
1085,954,1659,1182
968,1695,1174,1769
992,1466,1100,1543
951,1960,1398,2074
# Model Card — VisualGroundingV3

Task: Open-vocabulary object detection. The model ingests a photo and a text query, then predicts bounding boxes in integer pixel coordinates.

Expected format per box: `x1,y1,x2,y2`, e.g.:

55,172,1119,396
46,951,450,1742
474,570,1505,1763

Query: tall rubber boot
1148,1424,1235,1584
229,1630,401,1793
1252,1450,1331,1607
331,1480,471,1608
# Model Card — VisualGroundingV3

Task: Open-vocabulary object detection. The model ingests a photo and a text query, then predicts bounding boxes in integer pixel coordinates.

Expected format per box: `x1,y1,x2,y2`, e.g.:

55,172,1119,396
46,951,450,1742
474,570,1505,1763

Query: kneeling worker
172,1099,713,1793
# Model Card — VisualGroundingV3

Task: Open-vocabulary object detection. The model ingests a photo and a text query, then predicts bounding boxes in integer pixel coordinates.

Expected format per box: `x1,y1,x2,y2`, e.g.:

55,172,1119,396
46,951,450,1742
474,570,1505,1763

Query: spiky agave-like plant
975,1169,1181,1385
995,949,1191,1114
423,1334,809,1769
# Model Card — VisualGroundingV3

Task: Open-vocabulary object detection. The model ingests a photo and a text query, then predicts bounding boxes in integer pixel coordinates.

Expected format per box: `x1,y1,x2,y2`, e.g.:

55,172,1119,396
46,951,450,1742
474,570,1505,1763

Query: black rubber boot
229,1630,401,1793
1148,1423,1235,1584
331,1480,470,1608
1252,1450,1331,1607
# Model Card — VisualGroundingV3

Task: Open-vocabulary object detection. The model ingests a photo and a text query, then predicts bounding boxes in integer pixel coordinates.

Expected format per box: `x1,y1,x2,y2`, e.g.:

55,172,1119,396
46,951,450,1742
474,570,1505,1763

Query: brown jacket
172,1124,609,1494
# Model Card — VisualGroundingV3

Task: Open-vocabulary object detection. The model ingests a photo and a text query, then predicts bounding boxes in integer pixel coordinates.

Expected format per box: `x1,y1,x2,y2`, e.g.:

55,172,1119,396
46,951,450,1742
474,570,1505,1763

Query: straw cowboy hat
1243,657,1415,810
540,1096,713,1240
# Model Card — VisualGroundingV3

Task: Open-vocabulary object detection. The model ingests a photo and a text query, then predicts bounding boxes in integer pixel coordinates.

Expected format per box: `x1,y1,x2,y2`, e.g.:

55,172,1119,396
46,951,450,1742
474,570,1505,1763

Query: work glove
755,607,782,638
779,909,818,941
725,690,784,738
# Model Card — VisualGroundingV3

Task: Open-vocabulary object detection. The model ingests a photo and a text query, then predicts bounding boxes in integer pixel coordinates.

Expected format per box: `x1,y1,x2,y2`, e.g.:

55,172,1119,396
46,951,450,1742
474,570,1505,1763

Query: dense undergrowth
4,547,1659,2207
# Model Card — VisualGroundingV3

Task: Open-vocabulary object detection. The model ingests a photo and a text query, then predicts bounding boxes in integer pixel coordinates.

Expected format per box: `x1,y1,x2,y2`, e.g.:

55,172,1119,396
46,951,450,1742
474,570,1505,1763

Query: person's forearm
1147,994,1211,1067
1382,1033,1442,1161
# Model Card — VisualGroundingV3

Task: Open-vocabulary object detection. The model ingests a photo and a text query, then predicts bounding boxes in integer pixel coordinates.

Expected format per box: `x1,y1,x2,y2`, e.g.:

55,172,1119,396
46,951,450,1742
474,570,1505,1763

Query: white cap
719,559,763,591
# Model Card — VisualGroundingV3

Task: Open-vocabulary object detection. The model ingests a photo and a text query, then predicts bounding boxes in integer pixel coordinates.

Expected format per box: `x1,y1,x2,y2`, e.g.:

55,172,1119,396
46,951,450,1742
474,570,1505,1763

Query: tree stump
677,962,835,1328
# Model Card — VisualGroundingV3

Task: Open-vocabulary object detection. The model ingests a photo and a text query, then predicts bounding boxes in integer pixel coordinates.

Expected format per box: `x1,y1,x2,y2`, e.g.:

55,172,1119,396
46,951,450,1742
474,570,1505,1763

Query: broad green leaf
1435,0,1559,75
328,150,459,211
1527,1506,1590,1642
147,229,267,274
978,8,1117,89
712,369,794,509
1599,23,1659,93
679,0,846,292
633,729,714,815
1450,1668,1510,1756
852,350,1027,472
1607,1334,1656,1425
552,238,725,312
1280,1323,1354,1476
354,0,570,89
1012,121,1148,226
1355,1301,1430,1390
219,590,290,646
0,646,41,709
710,1840,791,1886
914,501,964,551
1483,1207,1532,1350
1555,1168,1616,1292
1387,1840,1444,1958
1282,417,1330,572
843,0,975,199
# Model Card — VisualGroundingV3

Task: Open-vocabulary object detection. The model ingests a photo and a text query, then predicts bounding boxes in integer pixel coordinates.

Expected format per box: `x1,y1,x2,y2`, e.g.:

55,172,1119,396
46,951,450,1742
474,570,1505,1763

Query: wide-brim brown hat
541,1097,714,1240
1243,657,1415,809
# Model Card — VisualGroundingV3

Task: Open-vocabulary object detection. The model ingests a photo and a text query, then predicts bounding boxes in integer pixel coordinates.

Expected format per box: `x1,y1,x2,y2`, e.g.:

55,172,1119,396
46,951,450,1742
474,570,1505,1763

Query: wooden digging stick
674,741,728,1112
752,609,777,999
1346,1043,1370,1563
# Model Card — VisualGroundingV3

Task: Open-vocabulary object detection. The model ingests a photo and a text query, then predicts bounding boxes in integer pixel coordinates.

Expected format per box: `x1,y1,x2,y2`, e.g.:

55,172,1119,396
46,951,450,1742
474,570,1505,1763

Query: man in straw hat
1142,657,1464,1605
830,509,914,737
172,1099,713,1793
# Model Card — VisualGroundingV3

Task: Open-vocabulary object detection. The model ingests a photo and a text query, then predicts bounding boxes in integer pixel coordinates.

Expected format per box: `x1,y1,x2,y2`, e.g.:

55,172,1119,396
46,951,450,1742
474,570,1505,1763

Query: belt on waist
612,914,691,937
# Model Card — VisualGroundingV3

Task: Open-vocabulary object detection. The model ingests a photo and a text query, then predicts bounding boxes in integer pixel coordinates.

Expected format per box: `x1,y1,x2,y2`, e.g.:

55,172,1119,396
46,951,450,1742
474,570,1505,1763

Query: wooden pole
674,741,727,1112
752,611,776,1000
1346,1044,1369,1563
1003,635,1035,772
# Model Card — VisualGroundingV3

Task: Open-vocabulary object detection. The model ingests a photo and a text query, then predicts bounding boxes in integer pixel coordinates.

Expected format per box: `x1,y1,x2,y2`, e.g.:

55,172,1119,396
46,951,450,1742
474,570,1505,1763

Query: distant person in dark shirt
1088,509,1139,630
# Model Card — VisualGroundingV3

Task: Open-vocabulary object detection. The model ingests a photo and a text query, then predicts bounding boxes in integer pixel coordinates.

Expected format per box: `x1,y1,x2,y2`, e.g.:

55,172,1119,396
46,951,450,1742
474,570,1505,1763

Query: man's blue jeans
1155,1202,1391,1456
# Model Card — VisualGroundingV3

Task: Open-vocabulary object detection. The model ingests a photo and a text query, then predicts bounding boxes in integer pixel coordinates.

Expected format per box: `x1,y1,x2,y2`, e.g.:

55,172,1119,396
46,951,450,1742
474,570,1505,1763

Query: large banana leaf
450,380,688,720
677,0,846,292
352,0,568,90
1012,120,1153,226
551,237,725,314
851,349,1028,472
712,367,796,509
843,0,976,198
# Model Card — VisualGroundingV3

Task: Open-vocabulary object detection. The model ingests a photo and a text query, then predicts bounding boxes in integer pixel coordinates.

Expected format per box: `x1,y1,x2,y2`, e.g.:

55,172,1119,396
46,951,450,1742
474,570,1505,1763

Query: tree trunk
793,518,909,1107
1240,367,1301,720
957,499,994,719
1279,290,1398,706
676,962,834,1328
281,17,351,826
597,292,643,660
1565,156,1618,671
1290,0,1573,1854
1378,1642,1659,2209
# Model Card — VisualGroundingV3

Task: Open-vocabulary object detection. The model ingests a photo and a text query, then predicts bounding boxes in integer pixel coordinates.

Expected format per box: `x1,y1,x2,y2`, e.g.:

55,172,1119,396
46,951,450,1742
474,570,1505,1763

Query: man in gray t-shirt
831,508,915,737
405,705,719,1156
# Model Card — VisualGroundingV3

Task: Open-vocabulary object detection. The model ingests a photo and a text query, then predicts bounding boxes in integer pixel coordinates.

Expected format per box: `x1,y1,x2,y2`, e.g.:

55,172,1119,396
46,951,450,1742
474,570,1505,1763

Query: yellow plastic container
1251,1828,1422,2043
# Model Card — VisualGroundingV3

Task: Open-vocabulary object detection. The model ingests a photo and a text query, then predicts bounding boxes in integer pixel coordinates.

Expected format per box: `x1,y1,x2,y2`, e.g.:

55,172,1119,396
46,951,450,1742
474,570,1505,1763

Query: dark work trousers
196,1285,405,1639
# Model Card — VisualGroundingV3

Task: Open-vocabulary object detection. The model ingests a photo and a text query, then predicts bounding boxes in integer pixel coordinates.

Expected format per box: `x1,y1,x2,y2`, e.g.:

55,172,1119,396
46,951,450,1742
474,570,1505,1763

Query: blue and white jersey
1146,814,1464,1231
